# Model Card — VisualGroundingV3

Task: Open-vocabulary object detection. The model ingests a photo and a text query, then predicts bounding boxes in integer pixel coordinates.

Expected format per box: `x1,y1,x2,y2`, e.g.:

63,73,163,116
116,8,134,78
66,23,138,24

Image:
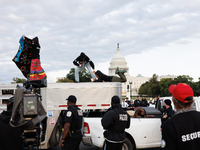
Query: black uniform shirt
140,100,149,107
161,110,200,150
101,104,130,142
161,106,175,128
134,99,141,107
63,105,83,131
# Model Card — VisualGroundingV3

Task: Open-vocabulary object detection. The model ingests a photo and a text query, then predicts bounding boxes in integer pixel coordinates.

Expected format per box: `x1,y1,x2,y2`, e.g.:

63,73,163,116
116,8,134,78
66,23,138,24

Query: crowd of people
121,96,150,111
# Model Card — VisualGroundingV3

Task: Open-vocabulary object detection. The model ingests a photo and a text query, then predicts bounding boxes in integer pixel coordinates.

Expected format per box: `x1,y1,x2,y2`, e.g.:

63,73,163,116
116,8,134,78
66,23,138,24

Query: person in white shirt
121,99,129,110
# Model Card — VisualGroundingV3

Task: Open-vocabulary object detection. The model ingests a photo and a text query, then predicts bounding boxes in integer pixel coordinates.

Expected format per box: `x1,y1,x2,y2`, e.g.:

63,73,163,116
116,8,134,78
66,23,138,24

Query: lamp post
126,84,129,100
129,79,133,100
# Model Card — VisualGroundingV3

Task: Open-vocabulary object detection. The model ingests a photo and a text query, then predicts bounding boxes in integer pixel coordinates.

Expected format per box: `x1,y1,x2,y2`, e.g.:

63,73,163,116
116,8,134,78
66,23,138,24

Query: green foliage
66,68,76,82
149,74,160,97
65,68,92,82
138,82,149,95
56,77,73,83
139,74,160,97
172,75,193,85
159,78,173,96
11,77,27,83
139,74,200,97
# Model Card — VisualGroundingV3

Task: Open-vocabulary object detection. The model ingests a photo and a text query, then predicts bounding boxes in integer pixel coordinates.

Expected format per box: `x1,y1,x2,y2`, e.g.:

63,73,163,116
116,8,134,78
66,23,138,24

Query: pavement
48,142,98,150
48,142,160,150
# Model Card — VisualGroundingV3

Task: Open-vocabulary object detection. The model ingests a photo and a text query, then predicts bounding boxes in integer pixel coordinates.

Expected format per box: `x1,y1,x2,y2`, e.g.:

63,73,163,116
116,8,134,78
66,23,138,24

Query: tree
138,82,149,95
139,74,200,97
56,77,73,83
66,68,92,82
138,74,160,97
172,75,193,85
159,78,173,96
11,77,27,83
66,68,76,82
148,74,160,97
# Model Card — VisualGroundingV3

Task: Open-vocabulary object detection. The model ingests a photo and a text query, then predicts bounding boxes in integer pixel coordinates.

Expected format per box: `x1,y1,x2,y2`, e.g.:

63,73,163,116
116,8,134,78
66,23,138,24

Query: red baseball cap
168,83,194,103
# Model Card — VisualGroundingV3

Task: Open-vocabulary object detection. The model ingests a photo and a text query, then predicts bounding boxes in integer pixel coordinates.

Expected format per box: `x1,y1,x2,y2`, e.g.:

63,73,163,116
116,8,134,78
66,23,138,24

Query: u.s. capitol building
108,44,177,99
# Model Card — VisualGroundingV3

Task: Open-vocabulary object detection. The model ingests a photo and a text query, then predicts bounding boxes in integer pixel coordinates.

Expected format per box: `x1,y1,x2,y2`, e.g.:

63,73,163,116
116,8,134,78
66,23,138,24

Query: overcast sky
0,0,200,84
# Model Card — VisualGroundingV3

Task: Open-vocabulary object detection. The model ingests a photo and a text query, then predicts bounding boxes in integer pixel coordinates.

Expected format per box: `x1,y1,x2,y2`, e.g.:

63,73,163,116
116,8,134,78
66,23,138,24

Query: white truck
0,82,122,149
82,97,200,150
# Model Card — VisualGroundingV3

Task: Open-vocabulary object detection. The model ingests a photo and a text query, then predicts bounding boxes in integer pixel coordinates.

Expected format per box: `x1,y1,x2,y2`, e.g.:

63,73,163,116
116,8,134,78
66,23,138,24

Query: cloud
1,0,200,83
47,69,69,83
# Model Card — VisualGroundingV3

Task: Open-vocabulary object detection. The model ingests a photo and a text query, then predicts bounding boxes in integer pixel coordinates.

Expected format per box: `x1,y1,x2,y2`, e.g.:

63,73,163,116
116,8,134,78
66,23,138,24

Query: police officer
160,99,175,131
161,83,200,150
101,95,130,150
60,95,83,150
125,97,130,105
134,96,141,110
140,97,149,107
155,95,161,110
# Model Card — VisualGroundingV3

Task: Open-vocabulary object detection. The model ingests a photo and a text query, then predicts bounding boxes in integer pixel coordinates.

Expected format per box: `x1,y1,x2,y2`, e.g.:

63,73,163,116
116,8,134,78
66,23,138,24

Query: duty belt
71,129,81,134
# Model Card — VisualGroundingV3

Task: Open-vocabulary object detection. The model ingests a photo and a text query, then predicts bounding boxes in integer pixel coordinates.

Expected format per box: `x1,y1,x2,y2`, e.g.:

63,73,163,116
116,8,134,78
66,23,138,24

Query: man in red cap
161,83,200,150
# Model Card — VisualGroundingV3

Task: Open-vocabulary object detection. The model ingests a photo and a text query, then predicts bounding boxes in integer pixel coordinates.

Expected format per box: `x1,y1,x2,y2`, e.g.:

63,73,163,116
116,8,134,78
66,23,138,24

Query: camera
9,80,47,150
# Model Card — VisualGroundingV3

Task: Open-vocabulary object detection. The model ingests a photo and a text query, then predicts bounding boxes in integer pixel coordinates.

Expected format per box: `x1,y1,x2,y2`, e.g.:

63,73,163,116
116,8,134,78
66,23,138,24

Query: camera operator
0,98,23,150
9,84,47,150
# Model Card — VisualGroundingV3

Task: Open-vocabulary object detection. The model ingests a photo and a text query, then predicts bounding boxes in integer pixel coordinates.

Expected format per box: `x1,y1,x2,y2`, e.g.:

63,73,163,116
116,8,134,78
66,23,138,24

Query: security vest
108,108,128,133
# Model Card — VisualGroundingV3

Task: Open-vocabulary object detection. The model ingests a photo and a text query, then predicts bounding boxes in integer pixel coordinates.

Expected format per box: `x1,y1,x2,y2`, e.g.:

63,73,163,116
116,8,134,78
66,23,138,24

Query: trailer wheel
122,138,133,150
49,124,61,147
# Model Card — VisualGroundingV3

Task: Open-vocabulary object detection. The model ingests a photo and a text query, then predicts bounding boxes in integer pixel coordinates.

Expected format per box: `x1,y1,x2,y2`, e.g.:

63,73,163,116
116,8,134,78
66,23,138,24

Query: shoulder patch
161,139,166,148
66,111,72,117
77,110,83,116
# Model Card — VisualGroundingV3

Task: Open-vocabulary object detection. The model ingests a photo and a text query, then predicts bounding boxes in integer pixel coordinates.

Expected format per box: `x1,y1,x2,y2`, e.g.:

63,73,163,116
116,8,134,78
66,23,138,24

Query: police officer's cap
111,95,120,104
66,95,77,103
164,99,171,106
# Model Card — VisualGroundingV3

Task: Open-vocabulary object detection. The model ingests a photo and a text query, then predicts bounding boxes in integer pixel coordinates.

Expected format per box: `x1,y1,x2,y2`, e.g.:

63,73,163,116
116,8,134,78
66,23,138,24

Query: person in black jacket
101,95,130,150
93,67,127,82
125,97,130,105
0,99,23,150
73,52,96,82
140,97,149,107
161,83,200,150
160,99,175,131
127,100,135,110
134,96,141,110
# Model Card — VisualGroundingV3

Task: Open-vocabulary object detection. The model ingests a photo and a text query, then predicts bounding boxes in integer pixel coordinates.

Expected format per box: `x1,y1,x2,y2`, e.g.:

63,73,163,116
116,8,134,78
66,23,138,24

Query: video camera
9,80,47,150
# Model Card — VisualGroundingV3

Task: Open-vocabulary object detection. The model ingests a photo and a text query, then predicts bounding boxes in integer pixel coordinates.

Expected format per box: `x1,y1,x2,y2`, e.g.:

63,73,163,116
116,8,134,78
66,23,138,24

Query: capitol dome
108,44,129,76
